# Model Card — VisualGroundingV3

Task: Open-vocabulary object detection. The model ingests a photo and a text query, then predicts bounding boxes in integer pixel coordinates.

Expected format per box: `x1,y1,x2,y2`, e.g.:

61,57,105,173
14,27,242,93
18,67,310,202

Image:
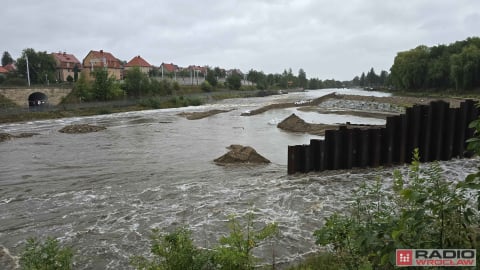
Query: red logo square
396,249,413,266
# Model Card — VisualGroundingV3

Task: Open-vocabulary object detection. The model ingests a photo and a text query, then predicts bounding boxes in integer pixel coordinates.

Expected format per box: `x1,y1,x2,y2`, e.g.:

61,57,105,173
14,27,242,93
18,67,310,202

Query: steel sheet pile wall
288,100,478,174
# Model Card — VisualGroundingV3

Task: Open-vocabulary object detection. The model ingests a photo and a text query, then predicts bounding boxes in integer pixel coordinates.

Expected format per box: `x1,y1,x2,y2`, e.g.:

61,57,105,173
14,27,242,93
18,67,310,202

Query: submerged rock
58,124,106,134
0,133,14,142
214,144,270,165
0,132,39,143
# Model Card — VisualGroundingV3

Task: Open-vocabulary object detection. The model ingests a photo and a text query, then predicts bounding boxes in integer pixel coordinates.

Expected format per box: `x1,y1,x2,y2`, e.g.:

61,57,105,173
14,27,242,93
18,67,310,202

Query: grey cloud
2,0,480,80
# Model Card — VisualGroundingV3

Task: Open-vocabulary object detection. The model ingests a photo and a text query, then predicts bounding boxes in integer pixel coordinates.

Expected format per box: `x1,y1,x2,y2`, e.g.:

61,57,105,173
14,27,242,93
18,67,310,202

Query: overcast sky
2,0,479,80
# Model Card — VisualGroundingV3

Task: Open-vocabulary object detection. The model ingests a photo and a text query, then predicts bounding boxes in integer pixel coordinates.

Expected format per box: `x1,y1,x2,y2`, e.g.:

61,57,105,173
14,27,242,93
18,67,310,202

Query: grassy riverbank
2,88,479,125
0,88,262,124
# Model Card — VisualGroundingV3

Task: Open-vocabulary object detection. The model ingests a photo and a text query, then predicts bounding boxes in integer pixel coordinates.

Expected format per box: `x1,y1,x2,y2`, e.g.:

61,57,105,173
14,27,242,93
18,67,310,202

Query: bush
201,81,213,92
2,77,28,86
139,97,162,109
214,212,278,270
314,149,480,269
130,227,215,270
19,237,73,270
173,81,180,91
226,74,242,90
131,212,278,270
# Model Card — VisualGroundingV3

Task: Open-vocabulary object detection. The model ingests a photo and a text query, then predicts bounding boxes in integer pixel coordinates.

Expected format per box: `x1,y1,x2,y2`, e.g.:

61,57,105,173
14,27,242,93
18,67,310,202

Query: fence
287,99,478,174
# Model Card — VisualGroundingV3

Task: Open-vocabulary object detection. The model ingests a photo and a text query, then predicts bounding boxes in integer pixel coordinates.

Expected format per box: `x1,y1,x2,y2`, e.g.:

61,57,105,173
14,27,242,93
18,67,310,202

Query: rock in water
277,113,338,136
0,132,38,143
214,145,270,165
58,124,106,134
277,113,311,132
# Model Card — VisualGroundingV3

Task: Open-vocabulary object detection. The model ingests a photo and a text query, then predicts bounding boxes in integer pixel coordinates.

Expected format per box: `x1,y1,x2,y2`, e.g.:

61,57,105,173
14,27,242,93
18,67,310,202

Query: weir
288,100,479,174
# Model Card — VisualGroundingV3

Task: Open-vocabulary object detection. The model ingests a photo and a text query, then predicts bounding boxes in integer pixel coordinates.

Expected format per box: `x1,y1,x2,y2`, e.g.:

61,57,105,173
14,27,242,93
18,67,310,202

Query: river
0,88,476,269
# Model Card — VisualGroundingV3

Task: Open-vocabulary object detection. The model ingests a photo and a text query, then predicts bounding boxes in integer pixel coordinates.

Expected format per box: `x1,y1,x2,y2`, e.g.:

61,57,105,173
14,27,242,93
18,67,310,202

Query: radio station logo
396,249,476,267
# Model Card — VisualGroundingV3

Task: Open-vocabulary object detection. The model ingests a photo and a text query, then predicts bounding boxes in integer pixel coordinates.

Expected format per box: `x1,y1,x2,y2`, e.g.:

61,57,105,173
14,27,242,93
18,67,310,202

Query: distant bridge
0,87,73,107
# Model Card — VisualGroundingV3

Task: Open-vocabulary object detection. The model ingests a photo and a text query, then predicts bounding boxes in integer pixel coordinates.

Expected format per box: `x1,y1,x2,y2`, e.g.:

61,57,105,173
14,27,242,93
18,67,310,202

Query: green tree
450,45,480,90
73,72,93,101
390,45,430,90
379,70,389,86
20,237,73,270
298,68,307,89
91,68,122,101
226,73,242,90
359,72,365,87
124,67,150,98
2,51,14,66
214,67,226,79
205,67,218,87
246,69,267,90
366,67,379,86
201,80,213,92
351,76,360,86
16,48,56,84
307,78,321,89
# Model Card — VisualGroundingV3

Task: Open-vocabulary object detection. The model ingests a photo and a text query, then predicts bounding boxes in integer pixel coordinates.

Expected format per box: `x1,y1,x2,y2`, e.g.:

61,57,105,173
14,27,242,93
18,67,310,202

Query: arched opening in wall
28,92,48,108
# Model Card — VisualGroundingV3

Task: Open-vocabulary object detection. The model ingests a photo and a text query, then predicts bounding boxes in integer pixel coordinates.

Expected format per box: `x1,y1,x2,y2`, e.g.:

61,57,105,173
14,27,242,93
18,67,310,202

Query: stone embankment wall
0,87,73,106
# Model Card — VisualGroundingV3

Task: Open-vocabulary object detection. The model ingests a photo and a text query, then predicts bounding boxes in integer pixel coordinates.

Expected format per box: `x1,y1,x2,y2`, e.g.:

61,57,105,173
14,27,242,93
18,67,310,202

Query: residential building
51,52,82,82
0,66,8,78
3,63,16,73
160,62,179,74
82,50,123,80
187,65,207,75
125,55,152,74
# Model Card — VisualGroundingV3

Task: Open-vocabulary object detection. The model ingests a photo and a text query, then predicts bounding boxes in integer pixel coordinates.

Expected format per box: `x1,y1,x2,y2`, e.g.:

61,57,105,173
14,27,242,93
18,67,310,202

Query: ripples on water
0,89,477,269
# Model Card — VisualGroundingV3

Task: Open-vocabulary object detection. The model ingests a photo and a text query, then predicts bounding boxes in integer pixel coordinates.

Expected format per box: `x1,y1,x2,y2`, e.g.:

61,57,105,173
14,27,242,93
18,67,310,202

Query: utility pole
26,54,31,86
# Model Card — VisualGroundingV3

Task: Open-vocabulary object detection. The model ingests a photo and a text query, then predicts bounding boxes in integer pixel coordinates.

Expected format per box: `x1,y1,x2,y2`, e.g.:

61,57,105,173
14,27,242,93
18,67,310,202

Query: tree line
390,37,480,91
5,37,479,95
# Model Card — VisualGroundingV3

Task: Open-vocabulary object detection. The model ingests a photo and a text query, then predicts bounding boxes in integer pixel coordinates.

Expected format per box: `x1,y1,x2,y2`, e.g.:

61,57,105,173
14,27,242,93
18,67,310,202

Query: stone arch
28,92,48,107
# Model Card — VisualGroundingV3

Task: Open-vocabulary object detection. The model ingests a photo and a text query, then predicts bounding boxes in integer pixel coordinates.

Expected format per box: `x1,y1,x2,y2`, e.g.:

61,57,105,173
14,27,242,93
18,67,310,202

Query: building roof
125,55,152,68
187,65,207,73
52,52,82,69
3,63,16,72
83,50,122,69
161,63,179,73
0,66,8,74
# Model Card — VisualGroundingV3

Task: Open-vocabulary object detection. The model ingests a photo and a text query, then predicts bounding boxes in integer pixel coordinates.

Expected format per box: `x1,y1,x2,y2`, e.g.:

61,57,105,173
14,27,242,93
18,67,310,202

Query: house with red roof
125,55,152,75
51,52,82,82
160,63,179,74
187,65,207,75
0,62,15,79
0,66,8,78
3,63,16,72
82,50,123,80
